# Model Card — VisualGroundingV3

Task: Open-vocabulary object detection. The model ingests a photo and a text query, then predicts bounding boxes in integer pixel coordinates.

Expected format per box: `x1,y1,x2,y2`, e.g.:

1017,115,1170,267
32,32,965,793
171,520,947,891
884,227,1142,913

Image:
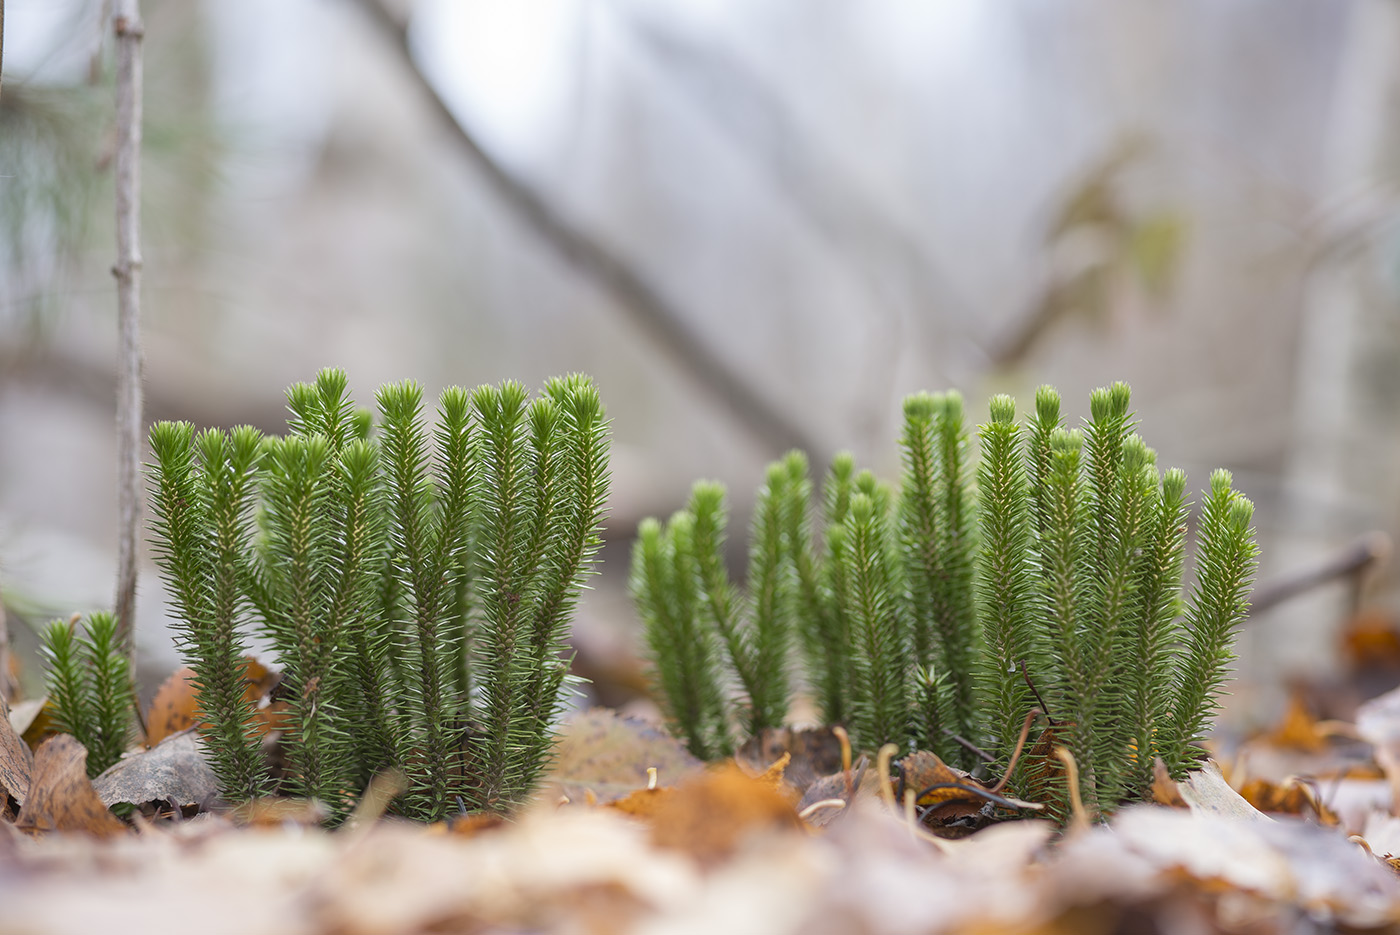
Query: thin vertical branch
112,0,145,660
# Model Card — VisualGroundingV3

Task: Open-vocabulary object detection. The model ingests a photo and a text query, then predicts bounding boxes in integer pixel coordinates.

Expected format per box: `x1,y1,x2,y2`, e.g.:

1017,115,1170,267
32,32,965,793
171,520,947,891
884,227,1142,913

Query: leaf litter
5,700,1400,933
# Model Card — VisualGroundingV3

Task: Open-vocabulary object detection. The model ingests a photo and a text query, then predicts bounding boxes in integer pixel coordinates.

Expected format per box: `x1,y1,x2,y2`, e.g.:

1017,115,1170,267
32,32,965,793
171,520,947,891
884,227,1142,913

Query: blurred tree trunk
1266,0,1400,682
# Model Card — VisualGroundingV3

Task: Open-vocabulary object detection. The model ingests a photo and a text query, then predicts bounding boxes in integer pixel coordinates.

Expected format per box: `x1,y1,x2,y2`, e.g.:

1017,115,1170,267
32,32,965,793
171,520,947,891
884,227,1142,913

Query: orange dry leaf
144,667,199,747
1238,777,1338,824
647,763,802,865
145,657,287,747
610,787,674,821
1261,694,1330,754
15,735,124,837
1151,758,1187,808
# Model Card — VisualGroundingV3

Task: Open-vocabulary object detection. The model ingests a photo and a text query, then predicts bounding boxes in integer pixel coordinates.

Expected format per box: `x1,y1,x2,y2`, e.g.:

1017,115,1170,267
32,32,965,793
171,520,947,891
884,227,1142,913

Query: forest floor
4,671,1400,934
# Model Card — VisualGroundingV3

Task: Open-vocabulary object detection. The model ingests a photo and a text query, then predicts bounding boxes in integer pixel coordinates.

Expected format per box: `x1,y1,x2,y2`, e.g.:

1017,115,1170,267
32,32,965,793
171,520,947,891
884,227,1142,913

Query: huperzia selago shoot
631,383,1258,819
147,368,610,822
39,611,139,778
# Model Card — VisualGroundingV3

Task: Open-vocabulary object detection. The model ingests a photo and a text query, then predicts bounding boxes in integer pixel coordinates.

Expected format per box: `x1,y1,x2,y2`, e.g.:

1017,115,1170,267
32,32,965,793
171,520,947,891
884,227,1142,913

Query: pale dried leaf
92,730,219,809
1177,761,1270,822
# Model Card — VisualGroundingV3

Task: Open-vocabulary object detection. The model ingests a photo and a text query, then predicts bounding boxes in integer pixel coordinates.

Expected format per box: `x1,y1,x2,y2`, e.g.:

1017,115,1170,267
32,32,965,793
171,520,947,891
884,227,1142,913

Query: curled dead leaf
92,730,220,811
15,734,124,837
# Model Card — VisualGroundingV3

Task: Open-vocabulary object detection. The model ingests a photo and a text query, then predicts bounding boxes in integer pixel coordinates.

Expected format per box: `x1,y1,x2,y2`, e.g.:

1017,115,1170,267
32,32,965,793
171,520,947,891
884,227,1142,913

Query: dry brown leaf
610,786,674,821
145,658,285,748
1151,758,1187,807
752,751,791,789
144,666,199,747
1237,777,1338,824
233,797,328,827
737,726,844,793
0,693,33,808
796,761,882,829
1260,693,1330,754
545,708,702,805
15,734,124,836
92,729,220,810
647,763,802,865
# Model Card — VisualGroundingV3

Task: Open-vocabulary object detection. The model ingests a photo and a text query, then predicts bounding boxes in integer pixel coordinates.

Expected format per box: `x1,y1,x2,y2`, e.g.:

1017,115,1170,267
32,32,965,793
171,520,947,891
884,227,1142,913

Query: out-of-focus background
3,0,1400,727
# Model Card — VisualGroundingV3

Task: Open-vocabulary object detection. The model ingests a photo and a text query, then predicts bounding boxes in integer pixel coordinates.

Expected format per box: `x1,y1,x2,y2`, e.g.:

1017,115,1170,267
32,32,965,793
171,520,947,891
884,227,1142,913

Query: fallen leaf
92,729,220,810
1260,693,1330,754
1237,777,1338,824
1113,805,1400,927
610,787,674,821
1151,758,1186,807
1357,685,1400,808
0,693,33,807
737,726,845,793
145,658,285,747
1176,761,1271,822
15,734,125,836
896,750,1036,830
647,763,802,865
232,797,328,827
796,761,881,829
144,667,199,746
545,708,703,805
8,696,47,736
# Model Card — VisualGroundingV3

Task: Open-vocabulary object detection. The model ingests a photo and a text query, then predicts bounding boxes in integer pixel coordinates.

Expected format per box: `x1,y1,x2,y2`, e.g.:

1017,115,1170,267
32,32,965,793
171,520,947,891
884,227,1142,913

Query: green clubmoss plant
148,368,609,820
634,382,1258,816
39,611,138,777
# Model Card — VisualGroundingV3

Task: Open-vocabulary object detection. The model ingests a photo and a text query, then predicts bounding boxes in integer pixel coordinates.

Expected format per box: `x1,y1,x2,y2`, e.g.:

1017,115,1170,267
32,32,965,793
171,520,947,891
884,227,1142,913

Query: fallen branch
1248,531,1391,617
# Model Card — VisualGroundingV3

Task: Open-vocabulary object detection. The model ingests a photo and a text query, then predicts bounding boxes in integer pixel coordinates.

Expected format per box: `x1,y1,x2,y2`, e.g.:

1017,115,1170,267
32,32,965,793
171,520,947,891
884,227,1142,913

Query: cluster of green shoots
39,611,138,778
147,368,609,821
632,383,1257,815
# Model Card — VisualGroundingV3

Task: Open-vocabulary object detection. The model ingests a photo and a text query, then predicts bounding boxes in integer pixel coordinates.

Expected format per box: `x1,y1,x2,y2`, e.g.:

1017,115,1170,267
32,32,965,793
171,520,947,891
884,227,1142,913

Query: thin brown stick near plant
112,0,145,661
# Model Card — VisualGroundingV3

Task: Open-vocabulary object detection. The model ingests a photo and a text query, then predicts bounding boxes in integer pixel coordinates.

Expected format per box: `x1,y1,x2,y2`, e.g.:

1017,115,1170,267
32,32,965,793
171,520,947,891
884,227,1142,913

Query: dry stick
351,0,820,460
112,0,145,662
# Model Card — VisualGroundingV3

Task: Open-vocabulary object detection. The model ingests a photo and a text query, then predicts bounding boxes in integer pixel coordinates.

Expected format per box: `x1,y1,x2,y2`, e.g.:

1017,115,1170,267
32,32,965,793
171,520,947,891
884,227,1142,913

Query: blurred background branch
353,0,822,461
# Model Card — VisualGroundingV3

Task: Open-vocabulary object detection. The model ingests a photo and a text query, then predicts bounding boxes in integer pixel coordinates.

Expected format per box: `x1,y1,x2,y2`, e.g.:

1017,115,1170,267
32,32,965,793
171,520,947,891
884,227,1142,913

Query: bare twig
1247,531,1391,618
112,0,145,660
351,0,820,459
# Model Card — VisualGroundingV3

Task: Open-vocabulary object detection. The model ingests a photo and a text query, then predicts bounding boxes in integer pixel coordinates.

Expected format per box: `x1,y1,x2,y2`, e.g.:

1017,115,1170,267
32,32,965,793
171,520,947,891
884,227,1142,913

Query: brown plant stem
112,0,145,661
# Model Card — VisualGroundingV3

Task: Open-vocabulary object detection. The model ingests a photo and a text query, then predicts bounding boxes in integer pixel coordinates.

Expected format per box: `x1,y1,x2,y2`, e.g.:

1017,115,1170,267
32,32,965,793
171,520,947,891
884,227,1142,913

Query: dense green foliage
39,612,137,777
632,382,1257,815
148,368,609,820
